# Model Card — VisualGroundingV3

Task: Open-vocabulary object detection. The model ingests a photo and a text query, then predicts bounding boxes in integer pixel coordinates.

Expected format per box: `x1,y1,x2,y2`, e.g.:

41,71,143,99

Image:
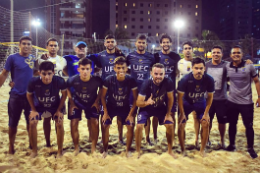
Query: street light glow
174,19,185,29
32,19,41,27
152,44,155,48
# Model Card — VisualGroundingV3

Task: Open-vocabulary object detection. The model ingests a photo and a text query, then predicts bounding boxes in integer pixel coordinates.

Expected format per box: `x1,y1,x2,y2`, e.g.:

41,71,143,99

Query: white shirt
177,58,192,80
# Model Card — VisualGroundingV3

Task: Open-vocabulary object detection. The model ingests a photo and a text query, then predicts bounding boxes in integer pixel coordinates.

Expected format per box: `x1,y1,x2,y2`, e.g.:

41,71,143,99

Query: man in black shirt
67,58,102,155
27,61,67,158
101,57,138,158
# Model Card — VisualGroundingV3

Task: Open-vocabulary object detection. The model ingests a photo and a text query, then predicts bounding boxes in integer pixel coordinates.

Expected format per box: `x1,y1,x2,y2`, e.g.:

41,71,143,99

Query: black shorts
209,100,228,124
101,107,131,125
68,101,99,120
8,94,30,127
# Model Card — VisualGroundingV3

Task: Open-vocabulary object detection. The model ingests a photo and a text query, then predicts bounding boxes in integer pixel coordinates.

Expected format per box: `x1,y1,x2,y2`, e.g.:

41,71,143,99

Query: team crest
187,65,191,71
195,85,200,92
109,58,114,64
118,88,123,95
45,89,50,96
82,87,87,93
139,59,143,64
242,67,246,72
25,55,35,69
164,59,169,65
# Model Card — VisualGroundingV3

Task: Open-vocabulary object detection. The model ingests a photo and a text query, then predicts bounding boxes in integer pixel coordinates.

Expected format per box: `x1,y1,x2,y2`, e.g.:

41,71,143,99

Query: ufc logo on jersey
165,66,174,72
38,96,56,103
133,65,149,72
113,94,127,101
76,92,90,99
104,66,114,72
188,92,205,99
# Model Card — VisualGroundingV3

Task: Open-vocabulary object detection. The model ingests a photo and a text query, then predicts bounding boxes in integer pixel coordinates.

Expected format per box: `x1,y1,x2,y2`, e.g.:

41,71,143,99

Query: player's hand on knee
126,114,135,126
69,103,78,115
9,81,15,88
54,111,64,124
29,111,39,124
178,114,186,127
164,113,174,123
102,113,111,125
201,114,210,123
146,94,155,106
91,101,101,113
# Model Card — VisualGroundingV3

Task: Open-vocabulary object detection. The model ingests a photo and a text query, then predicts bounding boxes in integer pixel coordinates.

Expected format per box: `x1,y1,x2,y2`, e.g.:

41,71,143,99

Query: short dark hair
78,58,92,67
19,36,32,44
46,38,58,46
231,45,243,53
114,56,127,66
136,34,147,41
192,57,205,67
105,34,115,40
159,33,172,43
182,41,193,48
211,45,223,53
39,61,54,72
152,63,165,69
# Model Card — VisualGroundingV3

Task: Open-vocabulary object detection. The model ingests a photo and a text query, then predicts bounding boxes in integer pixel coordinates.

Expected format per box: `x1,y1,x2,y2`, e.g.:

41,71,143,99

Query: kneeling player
67,58,102,155
27,61,67,158
101,57,138,158
177,58,214,157
136,63,175,158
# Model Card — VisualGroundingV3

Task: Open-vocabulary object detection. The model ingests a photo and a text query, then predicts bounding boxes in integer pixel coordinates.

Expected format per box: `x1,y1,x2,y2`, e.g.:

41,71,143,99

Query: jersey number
137,74,144,80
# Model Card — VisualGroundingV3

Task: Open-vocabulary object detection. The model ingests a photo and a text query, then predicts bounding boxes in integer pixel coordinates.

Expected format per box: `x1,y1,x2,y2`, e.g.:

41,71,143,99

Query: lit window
196,5,198,8
180,5,182,8
148,11,151,15
116,24,118,28
124,25,127,29
148,18,151,22
116,2,118,6
125,3,127,7
133,3,136,7
195,12,198,16
156,33,159,37
149,3,152,7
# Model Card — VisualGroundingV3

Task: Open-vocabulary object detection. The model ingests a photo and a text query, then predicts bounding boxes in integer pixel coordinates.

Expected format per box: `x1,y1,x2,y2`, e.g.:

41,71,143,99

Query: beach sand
0,84,260,173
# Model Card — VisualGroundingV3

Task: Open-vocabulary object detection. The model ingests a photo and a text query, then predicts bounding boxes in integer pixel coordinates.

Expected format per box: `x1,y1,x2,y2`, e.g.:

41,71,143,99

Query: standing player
135,63,175,158
153,33,180,144
226,45,260,159
177,42,201,147
178,58,214,157
35,38,67,77
0,36,36,154
126,34,155,145
89,34,125,144
26,61,67,158
101,57,138,158
67,58,102,155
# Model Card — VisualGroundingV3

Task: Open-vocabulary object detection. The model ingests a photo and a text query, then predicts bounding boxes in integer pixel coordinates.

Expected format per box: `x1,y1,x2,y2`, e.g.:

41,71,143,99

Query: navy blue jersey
177,72,215,104
103,75,137,109
155,51,180,89
88,50,124,81
139,78,174,112
27,76,67,112
127,51,155,89
63,55,95,77
67,75,102,109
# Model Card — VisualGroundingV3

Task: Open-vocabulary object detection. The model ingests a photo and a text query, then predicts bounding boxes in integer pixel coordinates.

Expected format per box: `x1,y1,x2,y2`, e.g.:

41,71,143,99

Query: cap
76,41,87,47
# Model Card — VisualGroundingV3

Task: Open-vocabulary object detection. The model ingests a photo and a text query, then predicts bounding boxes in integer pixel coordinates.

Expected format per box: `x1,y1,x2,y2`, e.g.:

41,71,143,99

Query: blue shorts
180,100,206,123
137,110,173,125
101,107,131,125
8,94,30,127
68,100,99,120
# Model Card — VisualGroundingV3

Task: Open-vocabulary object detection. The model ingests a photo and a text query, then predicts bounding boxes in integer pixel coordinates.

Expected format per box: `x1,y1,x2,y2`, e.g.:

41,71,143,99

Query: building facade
252,0,260,39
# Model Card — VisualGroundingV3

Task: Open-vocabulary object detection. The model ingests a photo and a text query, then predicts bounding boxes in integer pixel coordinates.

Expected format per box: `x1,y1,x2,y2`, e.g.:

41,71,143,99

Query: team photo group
0,33,259,159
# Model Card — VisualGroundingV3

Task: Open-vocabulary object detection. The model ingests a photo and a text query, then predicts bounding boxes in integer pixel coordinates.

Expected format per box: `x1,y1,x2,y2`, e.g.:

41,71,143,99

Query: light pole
31,19,41,47
152,44,155,54
174,19,185,53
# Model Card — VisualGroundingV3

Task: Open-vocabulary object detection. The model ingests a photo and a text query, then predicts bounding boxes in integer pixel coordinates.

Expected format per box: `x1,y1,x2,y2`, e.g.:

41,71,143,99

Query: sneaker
248,148,258,159
226,145,236,152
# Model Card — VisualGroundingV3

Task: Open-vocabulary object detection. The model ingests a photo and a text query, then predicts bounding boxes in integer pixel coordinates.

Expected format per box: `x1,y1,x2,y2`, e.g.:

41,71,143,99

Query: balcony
60,17,85,22
60,7,85,12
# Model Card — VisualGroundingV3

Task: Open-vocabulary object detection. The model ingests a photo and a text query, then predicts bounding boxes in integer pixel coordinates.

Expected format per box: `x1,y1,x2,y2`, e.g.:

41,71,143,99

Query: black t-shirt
103,75,137,109
27,76,67,112
67,75,103,108
139,78,174,112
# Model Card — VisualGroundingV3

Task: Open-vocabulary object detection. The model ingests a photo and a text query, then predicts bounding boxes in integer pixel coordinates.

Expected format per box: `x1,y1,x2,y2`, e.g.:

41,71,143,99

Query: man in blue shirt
101,57,138,158
178,58,215,157
126,34,155,145
153,33,181,144
136,63,175,158
0,36,37,154
27,61,67,158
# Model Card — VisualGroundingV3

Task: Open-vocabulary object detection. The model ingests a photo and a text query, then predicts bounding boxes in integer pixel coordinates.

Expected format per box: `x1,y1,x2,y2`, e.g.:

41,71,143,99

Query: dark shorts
137,110,173,125
68,100,99,120
101,107,131,125
8,94,30,127
209,100,227,124
180,100,206,123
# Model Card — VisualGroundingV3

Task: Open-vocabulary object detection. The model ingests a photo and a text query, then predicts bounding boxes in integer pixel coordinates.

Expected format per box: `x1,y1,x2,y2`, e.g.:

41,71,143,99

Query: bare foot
126,151,132,158
181,150,188,157
137,152,141,159
30,151,37,158
199,150,207,157
56,152,63,158
168,151,177,159
73,147,80,156
102,151,108,158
